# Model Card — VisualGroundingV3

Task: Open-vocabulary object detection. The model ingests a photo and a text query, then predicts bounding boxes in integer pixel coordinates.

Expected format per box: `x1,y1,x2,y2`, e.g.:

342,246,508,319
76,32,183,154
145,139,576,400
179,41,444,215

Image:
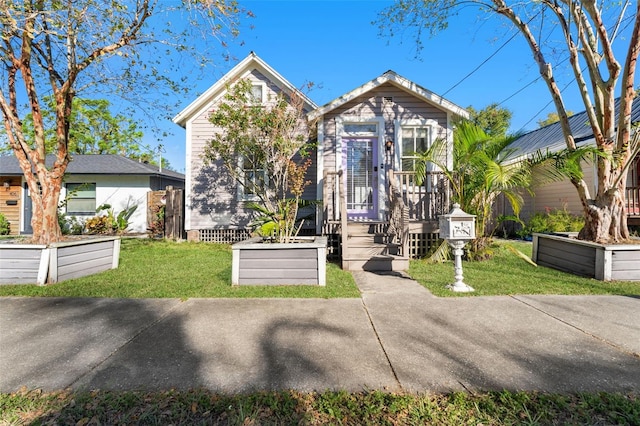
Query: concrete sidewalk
1,272,639,393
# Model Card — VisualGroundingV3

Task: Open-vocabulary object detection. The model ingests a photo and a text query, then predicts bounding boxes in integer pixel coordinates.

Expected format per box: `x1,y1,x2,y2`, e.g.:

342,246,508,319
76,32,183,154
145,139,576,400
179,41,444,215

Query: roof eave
308,71,469,121
173,52,318,127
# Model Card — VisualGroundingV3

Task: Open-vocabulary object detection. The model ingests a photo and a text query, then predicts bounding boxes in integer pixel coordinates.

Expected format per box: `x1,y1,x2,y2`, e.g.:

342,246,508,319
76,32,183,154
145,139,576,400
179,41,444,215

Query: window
344,123,378,135
249,84,264,104
239,155,266,200
66,183,96,214
401,126,431,171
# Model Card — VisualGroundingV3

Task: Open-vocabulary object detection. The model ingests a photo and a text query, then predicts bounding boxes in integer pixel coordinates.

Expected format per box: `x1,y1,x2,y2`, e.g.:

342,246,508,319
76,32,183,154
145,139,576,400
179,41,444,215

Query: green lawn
409,240,640,297
0,238,360,298
1,238,639,299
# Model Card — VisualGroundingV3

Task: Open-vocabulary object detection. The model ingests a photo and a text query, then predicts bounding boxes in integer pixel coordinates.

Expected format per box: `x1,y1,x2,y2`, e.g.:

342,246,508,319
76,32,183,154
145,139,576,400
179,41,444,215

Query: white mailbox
439,203,476,292
439,203,476,241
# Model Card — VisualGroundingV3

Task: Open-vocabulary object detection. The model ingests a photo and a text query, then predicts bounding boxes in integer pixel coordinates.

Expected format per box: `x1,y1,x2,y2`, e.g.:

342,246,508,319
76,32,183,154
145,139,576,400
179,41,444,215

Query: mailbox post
439,203,476,292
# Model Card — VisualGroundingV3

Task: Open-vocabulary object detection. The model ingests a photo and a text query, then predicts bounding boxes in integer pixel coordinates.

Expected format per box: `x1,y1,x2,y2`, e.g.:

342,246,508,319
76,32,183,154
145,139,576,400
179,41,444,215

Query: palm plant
415,121,532,259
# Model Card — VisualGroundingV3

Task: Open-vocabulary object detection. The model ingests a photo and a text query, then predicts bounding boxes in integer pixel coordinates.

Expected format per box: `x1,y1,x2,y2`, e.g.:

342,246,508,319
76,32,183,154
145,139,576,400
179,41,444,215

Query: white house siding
521,161,597,219
185,69,316,231
61,175,151,233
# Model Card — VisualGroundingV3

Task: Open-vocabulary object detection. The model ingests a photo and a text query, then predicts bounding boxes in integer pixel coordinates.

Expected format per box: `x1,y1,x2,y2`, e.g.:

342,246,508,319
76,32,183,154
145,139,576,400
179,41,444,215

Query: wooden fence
147,186,184,240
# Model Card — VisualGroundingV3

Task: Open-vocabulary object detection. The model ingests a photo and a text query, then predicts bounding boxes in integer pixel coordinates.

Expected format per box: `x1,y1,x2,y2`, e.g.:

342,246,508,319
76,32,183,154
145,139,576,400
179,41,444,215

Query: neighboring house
174,52,469,270
0,154,185,235
504,99,640,226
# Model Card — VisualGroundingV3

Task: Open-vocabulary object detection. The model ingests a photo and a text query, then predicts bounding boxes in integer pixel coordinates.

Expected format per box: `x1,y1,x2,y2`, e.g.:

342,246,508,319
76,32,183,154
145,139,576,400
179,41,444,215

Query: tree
415,121,531,250
0,0,245,244
537,111,574,128
378,1,640,243
1,97,146,156
203,79,314,243
467,103,512,137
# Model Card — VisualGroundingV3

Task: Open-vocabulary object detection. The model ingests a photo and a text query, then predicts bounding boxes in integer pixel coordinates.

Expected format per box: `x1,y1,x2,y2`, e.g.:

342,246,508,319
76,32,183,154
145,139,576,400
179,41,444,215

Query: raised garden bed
0,236,121,285
532,233,640,281
232,236,327,286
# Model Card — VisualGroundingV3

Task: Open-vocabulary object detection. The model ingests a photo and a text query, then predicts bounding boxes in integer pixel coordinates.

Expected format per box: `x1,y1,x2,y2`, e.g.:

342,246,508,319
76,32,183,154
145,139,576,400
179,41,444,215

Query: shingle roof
0,154,185,180
507,98,640,161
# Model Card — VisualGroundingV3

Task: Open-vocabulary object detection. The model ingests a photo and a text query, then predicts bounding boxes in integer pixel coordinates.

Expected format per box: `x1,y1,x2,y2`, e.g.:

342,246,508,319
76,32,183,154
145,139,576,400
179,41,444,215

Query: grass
2,240,640,424
1,389,638,425
1,238,639,299
409,240,640,297
0,238,360,299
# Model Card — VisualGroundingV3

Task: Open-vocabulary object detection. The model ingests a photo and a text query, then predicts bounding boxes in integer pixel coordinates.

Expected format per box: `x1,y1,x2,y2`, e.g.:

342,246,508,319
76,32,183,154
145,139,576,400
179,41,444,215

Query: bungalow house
174,52,469,270
503,99,640,227
0,154,185,235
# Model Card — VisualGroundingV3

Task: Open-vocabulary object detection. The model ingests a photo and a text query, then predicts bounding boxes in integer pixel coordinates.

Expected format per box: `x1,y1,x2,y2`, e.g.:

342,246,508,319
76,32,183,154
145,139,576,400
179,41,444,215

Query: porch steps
342,222,408,271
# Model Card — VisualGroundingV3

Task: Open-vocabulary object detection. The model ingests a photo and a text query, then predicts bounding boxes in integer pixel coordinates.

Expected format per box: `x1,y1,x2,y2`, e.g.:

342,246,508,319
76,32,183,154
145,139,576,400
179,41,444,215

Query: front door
23,182,32,234
344,137,378,220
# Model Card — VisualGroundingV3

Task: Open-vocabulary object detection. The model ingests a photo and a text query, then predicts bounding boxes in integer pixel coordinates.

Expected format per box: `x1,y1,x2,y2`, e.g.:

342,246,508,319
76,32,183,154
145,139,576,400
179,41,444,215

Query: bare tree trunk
26,172,64,245
578,178,630,243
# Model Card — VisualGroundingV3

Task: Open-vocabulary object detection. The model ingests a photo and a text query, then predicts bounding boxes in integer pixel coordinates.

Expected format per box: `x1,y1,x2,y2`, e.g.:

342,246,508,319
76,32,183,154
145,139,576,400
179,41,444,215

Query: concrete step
342,254,409,272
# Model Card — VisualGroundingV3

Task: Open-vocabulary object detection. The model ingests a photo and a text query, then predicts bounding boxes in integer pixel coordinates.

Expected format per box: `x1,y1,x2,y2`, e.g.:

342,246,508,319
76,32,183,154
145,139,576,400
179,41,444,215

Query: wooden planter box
532,233,640,281
232,236,327,286
0,236,121,285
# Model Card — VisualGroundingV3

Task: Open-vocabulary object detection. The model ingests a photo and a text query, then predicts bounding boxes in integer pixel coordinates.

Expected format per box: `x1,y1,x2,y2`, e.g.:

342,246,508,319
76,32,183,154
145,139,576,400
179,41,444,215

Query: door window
346,139,375,212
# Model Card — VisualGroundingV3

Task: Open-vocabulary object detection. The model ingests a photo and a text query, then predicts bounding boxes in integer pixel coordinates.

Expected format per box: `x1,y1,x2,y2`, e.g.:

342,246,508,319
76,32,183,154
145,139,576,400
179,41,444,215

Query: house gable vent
382,96,394,104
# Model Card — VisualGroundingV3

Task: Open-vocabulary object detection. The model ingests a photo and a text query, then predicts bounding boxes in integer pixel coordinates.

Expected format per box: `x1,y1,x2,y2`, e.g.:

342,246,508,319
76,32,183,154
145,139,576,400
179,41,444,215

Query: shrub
0,212,10,235
85,204,138,235
147,205,165,238
518,207,584,238
85,215,112,234
58,213,84,235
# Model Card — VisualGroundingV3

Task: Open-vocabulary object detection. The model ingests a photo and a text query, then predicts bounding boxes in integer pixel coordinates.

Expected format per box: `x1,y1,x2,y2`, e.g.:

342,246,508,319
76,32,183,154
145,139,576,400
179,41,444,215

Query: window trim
395,119,438,172
249,82,266,104
65,182,97,215
237,155,267,201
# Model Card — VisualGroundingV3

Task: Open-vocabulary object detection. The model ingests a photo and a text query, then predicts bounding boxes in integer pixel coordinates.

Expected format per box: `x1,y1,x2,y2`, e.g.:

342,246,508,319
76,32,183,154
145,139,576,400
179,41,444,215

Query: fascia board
173,53,317,127
308,71,469,121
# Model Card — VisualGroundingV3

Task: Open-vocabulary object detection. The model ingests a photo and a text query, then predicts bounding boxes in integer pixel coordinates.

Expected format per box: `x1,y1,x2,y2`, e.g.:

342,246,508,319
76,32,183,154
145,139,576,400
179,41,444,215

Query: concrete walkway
1,272,639,393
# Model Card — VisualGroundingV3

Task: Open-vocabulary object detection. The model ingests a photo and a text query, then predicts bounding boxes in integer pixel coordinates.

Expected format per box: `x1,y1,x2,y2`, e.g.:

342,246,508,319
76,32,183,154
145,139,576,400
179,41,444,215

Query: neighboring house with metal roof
0,154,185,235
504,99,640,224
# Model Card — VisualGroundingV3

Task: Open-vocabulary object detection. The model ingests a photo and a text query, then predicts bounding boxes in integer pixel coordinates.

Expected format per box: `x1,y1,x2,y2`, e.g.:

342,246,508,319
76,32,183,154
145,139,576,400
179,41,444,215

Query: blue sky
156,0,607,172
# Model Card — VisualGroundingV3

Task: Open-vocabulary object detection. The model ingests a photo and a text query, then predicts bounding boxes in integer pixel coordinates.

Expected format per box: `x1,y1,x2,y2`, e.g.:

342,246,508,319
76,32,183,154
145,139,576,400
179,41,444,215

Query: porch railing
323,170,348,255
388,182,409,257
626,186,640,216
393,171,449,221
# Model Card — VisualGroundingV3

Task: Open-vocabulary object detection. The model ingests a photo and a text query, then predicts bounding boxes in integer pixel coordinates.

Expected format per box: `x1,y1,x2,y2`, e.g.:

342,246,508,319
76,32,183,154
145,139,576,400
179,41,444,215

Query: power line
497,77,540,105
441,29,521,97
519,78,577,130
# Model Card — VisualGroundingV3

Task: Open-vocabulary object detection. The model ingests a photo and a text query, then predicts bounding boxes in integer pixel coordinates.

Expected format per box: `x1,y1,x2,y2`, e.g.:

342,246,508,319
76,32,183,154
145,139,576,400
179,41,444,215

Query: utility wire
441,29,521,97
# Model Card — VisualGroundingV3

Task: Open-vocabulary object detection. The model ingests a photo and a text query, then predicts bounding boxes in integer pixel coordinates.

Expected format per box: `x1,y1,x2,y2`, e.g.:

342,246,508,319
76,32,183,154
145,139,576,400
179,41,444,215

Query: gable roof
173,52,318,127
308,70,469,121
0,154,185,180
506,98,640,161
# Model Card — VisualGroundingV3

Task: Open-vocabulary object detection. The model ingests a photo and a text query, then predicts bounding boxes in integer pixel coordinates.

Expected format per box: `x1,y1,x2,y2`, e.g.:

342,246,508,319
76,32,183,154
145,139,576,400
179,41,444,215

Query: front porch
323,170,446,271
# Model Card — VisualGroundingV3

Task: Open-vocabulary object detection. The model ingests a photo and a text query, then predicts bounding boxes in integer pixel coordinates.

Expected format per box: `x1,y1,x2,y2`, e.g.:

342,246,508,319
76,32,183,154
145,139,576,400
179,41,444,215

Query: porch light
385,139,393,151
3,180,9,188
439,203,476,292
